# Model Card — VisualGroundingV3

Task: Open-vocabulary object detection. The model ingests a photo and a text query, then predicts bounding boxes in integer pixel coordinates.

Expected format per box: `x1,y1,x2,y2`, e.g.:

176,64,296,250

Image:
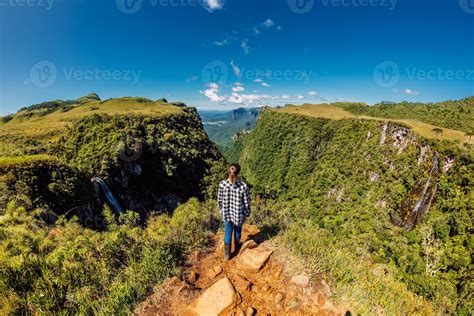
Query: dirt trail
135,225,349,316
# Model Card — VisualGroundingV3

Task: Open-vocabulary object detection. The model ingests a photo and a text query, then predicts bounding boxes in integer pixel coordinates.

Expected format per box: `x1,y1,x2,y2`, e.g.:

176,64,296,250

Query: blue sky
0,0,473,114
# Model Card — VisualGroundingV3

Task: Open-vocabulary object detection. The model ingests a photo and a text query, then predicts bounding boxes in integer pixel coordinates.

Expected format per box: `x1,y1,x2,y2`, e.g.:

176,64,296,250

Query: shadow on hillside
247,225,280,244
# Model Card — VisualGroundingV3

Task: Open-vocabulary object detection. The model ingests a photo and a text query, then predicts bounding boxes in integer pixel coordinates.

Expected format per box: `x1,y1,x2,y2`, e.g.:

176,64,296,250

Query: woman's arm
217,182,223,210
243,186,251,217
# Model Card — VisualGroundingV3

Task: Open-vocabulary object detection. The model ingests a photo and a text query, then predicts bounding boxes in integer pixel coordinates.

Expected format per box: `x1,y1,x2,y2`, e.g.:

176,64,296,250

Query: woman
217,163,251,260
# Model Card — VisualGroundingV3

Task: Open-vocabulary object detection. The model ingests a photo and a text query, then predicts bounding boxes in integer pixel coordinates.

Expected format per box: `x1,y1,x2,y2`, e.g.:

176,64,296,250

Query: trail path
135,225,348,316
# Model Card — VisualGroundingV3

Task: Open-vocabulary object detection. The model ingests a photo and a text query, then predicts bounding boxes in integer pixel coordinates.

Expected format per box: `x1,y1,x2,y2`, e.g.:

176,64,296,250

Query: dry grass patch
276,103,474,146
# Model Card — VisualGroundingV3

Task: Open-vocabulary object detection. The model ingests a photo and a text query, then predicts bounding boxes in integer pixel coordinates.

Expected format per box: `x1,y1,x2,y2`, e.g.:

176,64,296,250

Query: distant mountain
198,107,261,157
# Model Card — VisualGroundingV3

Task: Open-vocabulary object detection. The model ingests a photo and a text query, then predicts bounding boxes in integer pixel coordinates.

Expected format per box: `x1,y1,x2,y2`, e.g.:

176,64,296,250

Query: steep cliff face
239,110,473,313
55,107,225,216
0,155,93,218
0,98,226,223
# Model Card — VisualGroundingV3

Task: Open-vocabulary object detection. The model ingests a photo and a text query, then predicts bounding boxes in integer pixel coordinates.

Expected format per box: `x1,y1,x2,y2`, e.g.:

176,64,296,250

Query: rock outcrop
183,277,238,316
135,225,349,316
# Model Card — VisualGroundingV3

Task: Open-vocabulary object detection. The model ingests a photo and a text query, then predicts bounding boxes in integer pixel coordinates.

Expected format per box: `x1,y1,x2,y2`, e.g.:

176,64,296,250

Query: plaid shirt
217,179,251,226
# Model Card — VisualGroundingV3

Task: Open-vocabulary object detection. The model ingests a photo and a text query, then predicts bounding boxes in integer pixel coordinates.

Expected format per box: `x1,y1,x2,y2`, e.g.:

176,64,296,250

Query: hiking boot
224,243,231,260
234,240,242,255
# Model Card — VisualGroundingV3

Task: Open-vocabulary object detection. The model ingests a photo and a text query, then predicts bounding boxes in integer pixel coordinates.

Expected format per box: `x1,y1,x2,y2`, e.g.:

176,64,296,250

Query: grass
0,97,182,137
0,97,185,156
0,154,56,169
276,103,474,146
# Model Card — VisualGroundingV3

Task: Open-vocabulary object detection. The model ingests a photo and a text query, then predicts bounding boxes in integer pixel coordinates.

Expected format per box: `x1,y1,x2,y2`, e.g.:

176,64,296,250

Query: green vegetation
199,107,259,158
0,95,228,313
279,103,474,146
0,155,92,215
0,95,183,157
338,96,474,134
1,94,472,314
241,110,473,314
0,198,219,314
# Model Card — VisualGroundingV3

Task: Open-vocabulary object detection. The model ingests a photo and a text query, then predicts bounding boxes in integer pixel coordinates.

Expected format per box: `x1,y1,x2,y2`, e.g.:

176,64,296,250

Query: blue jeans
224,221,242,245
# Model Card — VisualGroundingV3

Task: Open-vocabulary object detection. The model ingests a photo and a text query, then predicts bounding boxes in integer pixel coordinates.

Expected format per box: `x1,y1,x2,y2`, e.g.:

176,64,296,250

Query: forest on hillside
239,111,473,314
0,96,473,314
338,97,474,134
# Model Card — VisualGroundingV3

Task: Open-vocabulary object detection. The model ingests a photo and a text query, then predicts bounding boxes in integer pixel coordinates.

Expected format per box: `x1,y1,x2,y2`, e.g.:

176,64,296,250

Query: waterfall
91,177,124,214
395,154,439,230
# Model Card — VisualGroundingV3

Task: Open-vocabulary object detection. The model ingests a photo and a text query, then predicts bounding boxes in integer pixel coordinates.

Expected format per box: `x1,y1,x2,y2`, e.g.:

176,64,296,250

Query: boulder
209,266,223,278
319,280,332,297
246,307,255,316
233,274,251,291
236,247,273,273
238,239,258,255
187,271,199,285
274,292,284,304
183,277,238,316
290,275,310,287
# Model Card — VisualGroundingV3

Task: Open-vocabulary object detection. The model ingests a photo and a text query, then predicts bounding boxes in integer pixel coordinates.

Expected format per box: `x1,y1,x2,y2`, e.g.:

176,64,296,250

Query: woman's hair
229,163,241,176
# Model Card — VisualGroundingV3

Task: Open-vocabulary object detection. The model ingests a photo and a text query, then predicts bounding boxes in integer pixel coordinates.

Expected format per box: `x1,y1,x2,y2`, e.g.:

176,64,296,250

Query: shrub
0,198,218,314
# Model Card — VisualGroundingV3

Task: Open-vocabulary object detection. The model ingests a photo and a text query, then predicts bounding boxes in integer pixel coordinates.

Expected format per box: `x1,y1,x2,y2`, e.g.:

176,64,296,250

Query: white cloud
186,75,199,82
281,95,291,100
261,82,271,87
254,79,263,83
230,60,241,78
393,88,420,95
213,39,228,46
200,83,225,102
297,95,305,99
262,19,274,28
203,0,223,12
241,40,250,54
308,91,318,96
232,85,245,92
253,19,279,35
227,92,275,105
403,88,419,95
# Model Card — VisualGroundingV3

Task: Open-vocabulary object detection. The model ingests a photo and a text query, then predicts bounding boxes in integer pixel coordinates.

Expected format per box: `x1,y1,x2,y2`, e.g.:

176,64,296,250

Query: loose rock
209,266,223,278
291,275,310,287
183,277,238,315
246,307,255,316
236,246,273,273
187,271,199,284
319,280,332,297
238,239,258,255
233,274,251,291
274,292,284,304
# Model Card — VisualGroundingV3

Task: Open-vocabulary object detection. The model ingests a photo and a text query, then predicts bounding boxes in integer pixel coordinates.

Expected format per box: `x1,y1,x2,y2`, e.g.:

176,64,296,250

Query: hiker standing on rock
217,163,251,260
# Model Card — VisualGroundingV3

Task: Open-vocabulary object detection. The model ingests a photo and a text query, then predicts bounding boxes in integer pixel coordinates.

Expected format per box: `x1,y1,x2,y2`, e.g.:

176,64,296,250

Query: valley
0,95,472,315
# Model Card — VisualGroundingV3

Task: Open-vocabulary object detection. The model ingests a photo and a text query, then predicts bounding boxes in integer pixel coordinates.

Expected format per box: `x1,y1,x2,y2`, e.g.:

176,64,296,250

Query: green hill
1,95,472,314
0,95,227,314
238,108,473,314
0,94,182,157
198,107,260,158
337,96,474,134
